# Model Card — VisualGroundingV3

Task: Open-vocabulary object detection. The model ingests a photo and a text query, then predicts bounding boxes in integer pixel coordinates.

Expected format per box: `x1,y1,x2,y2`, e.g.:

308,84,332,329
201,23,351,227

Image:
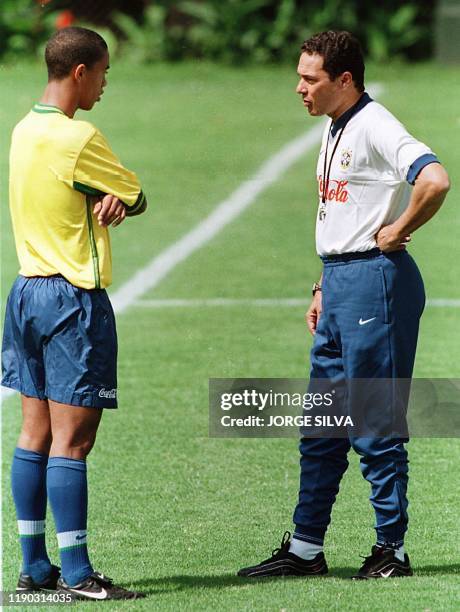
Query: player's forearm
391,164,450,237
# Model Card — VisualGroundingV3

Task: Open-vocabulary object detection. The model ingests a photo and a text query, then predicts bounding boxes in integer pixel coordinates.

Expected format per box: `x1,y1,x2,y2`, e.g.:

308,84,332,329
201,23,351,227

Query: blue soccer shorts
2,275,118,408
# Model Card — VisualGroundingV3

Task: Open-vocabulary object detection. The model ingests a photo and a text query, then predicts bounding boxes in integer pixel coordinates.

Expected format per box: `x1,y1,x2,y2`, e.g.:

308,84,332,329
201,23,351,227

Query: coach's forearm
391,164,450,238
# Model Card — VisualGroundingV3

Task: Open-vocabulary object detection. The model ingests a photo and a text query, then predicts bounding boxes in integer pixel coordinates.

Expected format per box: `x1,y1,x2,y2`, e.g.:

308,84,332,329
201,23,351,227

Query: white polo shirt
315,93,439,256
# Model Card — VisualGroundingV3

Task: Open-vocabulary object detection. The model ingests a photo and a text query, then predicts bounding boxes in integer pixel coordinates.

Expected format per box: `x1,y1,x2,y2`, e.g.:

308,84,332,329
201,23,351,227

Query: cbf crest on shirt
315,93,438,256
340,148,353,170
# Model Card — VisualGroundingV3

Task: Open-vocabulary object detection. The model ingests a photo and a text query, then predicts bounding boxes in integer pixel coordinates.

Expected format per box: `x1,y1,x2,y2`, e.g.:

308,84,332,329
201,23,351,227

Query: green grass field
1,60,459,610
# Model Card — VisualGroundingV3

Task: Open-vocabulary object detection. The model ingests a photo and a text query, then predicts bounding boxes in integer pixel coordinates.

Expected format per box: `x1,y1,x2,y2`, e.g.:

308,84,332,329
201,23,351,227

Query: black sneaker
238,531,328,578
57,571,145,600
352,545,413,579
16,565,60,592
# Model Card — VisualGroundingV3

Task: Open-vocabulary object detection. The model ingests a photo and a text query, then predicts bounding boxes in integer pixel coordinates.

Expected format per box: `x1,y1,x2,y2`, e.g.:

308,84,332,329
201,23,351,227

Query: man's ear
340,71,354,89
73,63,86,82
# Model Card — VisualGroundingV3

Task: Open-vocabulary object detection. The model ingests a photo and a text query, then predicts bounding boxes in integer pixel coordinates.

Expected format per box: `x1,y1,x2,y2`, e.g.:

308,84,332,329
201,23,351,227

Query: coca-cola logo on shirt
317,176,349,203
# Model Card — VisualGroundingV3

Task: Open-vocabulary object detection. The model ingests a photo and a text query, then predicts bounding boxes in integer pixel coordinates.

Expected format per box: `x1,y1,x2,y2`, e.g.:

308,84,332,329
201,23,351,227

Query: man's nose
296,79,306,95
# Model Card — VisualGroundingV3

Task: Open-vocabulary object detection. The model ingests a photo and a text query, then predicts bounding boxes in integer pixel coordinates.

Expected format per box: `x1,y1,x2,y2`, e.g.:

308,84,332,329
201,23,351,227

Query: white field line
426,298,460,307
1,85,384,402
132,297,460,309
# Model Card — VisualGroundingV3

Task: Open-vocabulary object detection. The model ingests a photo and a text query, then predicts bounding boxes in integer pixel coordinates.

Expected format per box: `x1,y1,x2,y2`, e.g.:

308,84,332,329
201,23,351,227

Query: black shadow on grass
414,564,460,576
127,564,460,595
128,570,352,595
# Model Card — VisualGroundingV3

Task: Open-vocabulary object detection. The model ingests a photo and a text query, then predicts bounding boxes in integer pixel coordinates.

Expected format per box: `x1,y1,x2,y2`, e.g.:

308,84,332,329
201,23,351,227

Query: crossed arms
92,192,148,227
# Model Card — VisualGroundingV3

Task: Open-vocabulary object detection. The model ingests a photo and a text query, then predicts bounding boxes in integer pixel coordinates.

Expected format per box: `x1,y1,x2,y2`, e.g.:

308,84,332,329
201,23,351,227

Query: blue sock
11,447,51,583
47,457,93,586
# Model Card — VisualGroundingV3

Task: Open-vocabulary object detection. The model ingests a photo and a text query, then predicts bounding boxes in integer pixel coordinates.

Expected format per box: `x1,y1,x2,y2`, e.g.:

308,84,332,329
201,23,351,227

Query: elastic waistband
21,274,68,281
320,248,382,263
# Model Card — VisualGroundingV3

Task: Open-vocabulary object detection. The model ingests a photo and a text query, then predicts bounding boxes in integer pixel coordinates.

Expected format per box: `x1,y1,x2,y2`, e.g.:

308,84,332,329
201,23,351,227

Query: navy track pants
293,250,425,547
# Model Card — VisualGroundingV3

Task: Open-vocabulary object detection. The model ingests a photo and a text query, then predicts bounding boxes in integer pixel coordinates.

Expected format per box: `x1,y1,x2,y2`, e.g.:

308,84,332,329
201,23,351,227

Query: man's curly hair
301,31,365,92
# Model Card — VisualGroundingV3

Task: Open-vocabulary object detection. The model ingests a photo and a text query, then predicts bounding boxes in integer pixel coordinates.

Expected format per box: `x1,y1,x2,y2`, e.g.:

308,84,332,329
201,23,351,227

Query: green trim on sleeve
134,190,146,208
85,197,101,289
74,181,106,197
125,190,146,216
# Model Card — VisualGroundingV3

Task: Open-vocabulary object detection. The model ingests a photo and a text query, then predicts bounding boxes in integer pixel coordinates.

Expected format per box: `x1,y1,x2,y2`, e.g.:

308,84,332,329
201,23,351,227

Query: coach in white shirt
238,30,450,580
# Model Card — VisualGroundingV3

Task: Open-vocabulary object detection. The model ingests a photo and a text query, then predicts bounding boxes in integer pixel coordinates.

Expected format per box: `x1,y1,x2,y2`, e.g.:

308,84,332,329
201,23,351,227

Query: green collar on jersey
32,103,66,115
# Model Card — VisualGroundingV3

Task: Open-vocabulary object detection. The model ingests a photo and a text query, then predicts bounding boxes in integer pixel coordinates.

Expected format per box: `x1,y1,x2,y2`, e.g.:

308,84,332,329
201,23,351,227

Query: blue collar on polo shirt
330,92,373,137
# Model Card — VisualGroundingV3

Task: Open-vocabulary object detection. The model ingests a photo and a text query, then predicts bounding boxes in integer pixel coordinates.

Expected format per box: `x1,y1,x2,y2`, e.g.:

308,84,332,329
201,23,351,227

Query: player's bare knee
19,416,52,451
17,429,52,455
51,432,98,460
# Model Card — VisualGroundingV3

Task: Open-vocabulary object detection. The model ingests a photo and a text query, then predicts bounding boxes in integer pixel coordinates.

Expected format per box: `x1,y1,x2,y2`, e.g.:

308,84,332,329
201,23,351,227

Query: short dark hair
301,31,365,92
45,27,108,81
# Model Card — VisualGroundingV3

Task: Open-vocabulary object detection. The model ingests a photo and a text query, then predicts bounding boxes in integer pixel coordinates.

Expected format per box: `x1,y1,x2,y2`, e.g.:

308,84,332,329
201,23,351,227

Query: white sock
377,543,405,562
289,537,323,560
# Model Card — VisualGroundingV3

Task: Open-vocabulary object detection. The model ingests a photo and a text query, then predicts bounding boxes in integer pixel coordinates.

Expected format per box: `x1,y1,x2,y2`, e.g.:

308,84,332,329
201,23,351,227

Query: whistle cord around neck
321,116,353,205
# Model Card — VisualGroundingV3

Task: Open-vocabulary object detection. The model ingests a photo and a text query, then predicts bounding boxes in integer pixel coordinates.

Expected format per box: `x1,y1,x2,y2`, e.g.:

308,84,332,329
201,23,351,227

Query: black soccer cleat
16,564,61,592
57,571,145,600
238,531,328,578
352,545,413,579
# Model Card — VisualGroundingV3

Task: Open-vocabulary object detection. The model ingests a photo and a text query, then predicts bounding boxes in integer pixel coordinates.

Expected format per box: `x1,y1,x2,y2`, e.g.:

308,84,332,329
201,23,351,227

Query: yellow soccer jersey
9,102,146,289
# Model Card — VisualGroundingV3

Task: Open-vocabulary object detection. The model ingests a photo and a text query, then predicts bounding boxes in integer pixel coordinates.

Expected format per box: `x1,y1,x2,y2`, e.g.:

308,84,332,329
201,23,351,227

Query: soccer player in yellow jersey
2,27,146,600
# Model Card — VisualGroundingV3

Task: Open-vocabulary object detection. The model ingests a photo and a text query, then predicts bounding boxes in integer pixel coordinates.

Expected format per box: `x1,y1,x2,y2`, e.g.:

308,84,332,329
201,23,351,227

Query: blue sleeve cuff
407,154,440,185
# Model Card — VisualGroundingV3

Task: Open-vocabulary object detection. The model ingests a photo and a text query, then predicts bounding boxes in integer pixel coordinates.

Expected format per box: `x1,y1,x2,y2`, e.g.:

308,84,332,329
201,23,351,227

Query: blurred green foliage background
0,0,437,65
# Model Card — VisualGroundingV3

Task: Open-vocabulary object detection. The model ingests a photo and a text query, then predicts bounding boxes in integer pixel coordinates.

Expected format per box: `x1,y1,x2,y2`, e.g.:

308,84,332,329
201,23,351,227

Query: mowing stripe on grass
132,297,460,308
